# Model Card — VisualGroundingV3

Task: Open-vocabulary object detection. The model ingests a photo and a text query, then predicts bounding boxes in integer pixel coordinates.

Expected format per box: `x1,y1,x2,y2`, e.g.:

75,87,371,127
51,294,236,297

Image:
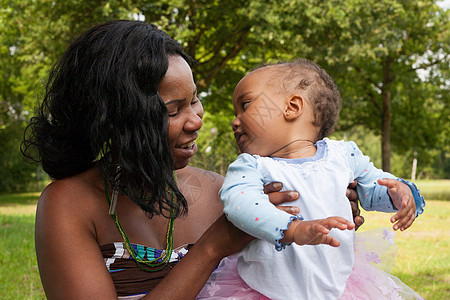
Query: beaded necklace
103,173,175,272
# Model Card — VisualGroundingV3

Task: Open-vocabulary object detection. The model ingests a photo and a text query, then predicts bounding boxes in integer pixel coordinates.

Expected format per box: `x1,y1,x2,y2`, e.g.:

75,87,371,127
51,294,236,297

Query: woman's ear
284,95,304,120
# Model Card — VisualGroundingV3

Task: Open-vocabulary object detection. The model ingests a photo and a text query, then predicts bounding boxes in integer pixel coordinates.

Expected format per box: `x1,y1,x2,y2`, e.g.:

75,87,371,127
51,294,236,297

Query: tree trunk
381,88,391,171
411,154,417,181
381,58,393,172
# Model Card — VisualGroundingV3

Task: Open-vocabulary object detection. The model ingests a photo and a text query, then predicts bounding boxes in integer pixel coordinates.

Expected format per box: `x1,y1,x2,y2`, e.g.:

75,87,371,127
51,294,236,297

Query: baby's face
231,67,290,156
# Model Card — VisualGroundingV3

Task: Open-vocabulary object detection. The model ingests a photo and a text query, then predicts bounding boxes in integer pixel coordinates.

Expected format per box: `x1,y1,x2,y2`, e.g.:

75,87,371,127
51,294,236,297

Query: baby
198,58,424,299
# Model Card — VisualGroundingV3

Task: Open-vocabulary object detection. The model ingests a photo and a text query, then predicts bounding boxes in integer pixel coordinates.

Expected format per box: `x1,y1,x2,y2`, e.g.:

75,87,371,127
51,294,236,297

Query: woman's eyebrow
165,87,197,105
165,98,186,105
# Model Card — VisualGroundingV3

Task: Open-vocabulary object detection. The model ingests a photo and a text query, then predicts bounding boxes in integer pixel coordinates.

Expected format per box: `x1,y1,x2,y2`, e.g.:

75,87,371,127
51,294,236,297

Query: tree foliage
268,0,449,171
0,0,448,192
0,0,133,192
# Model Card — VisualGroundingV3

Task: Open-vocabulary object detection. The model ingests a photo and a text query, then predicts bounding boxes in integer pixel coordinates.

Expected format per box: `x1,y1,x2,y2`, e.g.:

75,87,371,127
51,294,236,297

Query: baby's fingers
311,223,331,235
391,208,415,231
377,178,398,189
323,217,355,231
401,214,415,231
319,235,341,247
308,230,341,247
327,236,341,247
393,213,415,231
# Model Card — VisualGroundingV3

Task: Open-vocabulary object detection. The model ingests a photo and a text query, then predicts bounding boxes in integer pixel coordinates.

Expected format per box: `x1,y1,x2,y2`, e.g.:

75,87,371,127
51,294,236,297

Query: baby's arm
281,217,354,247
221,154,299,250
221,154,353,250
346,141,425,231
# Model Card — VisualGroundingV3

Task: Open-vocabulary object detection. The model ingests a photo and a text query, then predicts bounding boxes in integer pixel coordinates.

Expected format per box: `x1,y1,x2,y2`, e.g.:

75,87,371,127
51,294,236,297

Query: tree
142,1,449,175
1,0,448,189
0,0,134,192
273,0,449,171
138,0,295,174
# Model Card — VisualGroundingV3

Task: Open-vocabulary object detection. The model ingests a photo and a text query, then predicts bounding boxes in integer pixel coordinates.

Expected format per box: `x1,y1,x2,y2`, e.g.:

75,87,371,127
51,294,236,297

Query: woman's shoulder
176,165,224,189
36,167,106,230
176,165,224,210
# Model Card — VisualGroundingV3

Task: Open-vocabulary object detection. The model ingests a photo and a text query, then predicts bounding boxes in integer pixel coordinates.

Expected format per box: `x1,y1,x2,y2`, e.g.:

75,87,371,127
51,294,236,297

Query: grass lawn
1,189,449,299
361,201,450,299
414,179,450,201
0,193,44,299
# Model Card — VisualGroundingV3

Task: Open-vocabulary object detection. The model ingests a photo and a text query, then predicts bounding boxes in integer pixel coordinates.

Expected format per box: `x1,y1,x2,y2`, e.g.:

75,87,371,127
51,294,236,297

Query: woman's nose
185,103,203,131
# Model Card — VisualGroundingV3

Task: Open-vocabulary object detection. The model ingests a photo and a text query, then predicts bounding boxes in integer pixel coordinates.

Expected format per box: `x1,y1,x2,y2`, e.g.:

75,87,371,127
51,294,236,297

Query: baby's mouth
234,132,244,142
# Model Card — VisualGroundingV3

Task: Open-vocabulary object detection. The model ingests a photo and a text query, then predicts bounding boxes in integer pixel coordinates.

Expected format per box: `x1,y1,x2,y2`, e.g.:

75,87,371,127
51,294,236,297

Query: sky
437,0,450,9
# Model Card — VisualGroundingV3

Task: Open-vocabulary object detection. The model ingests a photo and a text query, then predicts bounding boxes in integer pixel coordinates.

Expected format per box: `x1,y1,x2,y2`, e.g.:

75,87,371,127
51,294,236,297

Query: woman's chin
173,159,190,170
172,143,197,170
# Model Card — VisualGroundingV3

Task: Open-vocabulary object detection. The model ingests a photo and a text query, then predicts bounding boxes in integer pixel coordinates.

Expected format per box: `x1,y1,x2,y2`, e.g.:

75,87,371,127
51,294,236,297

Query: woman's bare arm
145,215,253,299
35,181,118,299
36,167,252,299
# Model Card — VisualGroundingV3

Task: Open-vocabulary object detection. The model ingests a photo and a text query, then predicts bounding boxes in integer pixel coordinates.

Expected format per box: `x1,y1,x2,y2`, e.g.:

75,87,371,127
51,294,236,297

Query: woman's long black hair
21,20,190,218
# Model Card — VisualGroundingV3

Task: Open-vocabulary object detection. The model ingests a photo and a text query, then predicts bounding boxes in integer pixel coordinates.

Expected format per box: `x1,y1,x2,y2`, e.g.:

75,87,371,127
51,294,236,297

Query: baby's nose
231,117,240,131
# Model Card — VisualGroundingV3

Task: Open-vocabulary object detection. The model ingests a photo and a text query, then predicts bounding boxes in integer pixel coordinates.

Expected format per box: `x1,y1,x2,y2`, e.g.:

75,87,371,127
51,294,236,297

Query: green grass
361,200,450,299
414,179,450,201
1,191,449,299
0,192,44,299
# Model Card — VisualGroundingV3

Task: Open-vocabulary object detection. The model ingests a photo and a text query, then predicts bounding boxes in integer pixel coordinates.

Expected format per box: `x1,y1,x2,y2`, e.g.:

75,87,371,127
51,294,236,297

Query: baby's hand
378,178,416,231
291,217,355,247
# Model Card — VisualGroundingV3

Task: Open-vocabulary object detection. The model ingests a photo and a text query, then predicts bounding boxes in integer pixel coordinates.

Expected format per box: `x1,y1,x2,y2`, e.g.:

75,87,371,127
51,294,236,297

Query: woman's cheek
167,120,178,149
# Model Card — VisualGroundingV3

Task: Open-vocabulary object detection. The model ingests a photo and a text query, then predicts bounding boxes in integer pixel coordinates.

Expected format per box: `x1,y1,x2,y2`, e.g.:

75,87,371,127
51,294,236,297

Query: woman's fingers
354,216,365,228
348,179,357,189
276,206,300,215
348,198,364,230
264,182,299,205
346,188,358,201
346,179,364,230
263,182,283,193
349,199,359,215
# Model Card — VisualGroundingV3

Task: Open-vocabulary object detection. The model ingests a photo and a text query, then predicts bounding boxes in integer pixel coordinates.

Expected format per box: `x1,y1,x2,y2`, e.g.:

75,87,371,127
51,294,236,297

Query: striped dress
101,242,192,299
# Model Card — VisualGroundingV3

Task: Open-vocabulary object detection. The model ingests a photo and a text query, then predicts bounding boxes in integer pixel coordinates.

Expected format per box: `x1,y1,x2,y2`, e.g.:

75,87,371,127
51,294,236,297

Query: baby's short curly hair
262,58,342,140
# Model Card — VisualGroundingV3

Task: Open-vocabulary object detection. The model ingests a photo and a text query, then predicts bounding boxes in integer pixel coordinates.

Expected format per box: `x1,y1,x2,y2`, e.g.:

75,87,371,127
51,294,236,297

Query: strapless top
101,242,192,299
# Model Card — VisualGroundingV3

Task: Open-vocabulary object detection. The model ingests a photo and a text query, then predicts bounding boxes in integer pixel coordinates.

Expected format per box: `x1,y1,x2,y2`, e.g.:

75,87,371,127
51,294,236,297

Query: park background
0,0,448,298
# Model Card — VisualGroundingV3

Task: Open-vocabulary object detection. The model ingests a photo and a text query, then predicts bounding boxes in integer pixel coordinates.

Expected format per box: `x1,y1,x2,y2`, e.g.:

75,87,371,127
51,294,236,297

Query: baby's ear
284,95,304,120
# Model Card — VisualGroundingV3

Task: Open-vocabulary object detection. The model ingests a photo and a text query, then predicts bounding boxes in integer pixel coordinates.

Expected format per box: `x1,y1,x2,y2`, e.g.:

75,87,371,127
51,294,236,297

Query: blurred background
0,0,448,298
0,0,449,192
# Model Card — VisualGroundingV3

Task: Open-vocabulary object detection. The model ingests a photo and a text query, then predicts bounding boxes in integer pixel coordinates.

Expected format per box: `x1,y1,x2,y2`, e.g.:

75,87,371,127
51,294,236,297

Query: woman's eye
168,110,178,117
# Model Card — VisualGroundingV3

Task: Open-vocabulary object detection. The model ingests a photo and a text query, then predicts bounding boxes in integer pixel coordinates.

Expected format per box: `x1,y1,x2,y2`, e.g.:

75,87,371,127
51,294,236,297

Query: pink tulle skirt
197,228,423,299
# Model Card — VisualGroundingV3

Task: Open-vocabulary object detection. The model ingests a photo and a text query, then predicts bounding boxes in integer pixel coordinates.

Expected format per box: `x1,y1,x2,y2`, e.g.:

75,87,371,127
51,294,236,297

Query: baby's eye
191,96,200,105
242,102,250,111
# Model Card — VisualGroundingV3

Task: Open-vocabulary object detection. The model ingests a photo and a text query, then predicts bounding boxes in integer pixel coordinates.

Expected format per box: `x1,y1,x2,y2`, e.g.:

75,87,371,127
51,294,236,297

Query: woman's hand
265,181,365,229
347,180,364,230
264,182,300,215
147,214,253,300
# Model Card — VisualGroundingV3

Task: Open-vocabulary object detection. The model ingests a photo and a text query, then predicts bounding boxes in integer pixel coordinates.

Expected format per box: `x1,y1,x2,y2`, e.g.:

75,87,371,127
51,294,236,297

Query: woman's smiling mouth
179,140,196,149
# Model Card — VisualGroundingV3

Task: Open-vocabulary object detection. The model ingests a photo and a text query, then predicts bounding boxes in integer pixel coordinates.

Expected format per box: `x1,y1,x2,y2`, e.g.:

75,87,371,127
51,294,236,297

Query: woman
22,20,362,299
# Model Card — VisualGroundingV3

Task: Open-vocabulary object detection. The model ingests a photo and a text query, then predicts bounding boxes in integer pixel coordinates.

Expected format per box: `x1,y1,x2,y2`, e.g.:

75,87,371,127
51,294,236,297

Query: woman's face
159,55,203,170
